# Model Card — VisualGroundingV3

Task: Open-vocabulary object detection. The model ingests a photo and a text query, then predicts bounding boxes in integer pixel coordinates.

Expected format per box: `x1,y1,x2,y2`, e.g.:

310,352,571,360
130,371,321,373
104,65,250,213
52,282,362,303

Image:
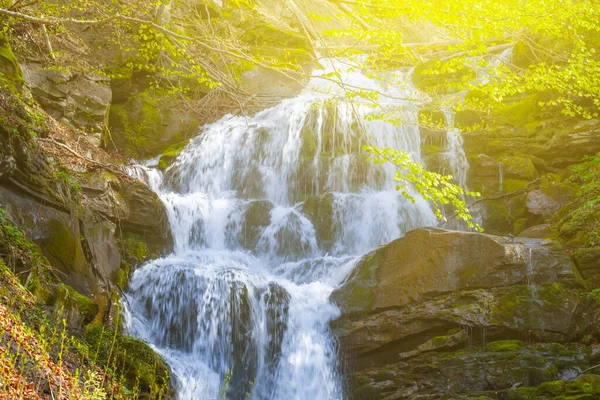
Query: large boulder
331,228,597,399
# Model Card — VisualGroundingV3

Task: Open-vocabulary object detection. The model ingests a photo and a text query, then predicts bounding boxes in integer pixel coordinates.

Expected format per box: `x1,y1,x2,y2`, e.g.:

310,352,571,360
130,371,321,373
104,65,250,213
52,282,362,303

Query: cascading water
123,59,464,399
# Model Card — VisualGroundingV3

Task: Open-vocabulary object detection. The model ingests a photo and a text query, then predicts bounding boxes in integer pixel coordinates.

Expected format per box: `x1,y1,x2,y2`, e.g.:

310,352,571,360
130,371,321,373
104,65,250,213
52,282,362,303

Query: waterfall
123,59,464,399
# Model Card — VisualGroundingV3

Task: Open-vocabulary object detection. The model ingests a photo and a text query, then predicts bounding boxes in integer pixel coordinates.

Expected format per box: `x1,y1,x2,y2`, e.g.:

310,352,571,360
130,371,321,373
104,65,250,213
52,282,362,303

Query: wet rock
301,193,335,250
348,343,600,400
331,228,595,399
239,200,273,251
333,228,577,314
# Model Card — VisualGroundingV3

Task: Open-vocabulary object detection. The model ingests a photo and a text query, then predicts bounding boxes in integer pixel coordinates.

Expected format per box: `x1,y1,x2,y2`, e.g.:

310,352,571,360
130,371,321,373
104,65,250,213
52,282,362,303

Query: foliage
557,152,600,247
364,146,482,230
323,0,600,120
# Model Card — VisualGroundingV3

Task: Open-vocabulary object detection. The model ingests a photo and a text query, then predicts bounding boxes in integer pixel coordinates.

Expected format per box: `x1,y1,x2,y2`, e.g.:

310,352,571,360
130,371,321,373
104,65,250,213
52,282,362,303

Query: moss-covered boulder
331,228,597,399
0,35,23,85
348,342,600,400
49,284,99,329
499,155,538,181
158,141,188,170
332,228,577,314
85,323,171,398
108,91,200,158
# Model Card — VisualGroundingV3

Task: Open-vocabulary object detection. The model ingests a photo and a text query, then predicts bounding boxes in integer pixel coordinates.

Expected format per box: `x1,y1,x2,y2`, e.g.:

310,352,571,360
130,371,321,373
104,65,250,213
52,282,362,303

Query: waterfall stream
123,59,467,399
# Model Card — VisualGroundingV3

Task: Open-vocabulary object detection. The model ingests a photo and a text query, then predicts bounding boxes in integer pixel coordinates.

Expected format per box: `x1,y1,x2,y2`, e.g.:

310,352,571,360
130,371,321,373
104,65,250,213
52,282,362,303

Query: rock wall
332,228,600,399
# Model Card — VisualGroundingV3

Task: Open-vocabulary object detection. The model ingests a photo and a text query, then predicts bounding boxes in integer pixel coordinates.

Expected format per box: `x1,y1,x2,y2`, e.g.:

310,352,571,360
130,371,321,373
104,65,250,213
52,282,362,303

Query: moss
117,262,131,289
514,218,528,235
499,155,538,181
537,380,566,396
537,282,568,309
422,144,445,155
491,287,527,324
485,340,525,352
117,232,154,265
158,141,187,170
85,323,171,396
331,246,386,313
503,179,530,193
371,370,395,382
564,375,600,396
431,334,453,346
503,94,541,125
0,36,24,85
506,387,536,400
53,284,99,325
45,219,87,273
352,384,382,400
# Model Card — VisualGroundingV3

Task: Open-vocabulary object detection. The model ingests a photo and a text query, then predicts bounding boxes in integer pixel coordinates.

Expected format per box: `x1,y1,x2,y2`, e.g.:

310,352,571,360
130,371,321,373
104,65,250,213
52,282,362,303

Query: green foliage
364,146,482,230
324,0,600,122
557,152,600,247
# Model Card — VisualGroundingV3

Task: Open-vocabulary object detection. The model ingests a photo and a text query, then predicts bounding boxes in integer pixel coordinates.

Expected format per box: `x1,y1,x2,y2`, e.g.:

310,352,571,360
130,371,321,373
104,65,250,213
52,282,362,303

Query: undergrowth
556,152,600,247
0,208,171,399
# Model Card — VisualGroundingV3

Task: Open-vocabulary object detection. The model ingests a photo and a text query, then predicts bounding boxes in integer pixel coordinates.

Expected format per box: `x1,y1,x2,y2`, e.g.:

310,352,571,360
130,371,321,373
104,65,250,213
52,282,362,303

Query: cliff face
1,35,173,397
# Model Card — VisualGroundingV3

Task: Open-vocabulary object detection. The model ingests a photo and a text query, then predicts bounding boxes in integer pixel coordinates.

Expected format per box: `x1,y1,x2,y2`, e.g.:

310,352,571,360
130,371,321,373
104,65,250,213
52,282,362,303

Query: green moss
485,340,525,352
85,323,171,396
514,218,528,235
54,284,99,325
158,141,187,170
371,370,395,382
506,387,536,400
538,282,568,308
564,375,600,396
0,36,24,85
503,179,530,193
537,379,566,396
422,144,445,155
332,246,386,313
117,232,154,265
45,219,87,272
499,155,537,181
431,335,452,346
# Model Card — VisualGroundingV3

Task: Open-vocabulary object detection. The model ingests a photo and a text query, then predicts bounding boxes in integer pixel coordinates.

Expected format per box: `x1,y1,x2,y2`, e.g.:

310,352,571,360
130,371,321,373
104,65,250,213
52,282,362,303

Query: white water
123,59,469,399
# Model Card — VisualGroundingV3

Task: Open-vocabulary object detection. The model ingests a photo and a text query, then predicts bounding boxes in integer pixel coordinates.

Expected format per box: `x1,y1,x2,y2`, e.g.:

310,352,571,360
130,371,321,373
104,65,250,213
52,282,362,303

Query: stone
330,228,595,399
332,228,577,314
518,224,552,239
526,185,576,217
21,64,111,134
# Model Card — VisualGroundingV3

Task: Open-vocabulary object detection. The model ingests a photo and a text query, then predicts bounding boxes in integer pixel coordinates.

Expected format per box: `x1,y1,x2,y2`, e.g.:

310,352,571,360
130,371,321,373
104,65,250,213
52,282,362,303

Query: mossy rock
499,155,538,181
117,232,160,266
537,379,566,396
0,35,24,85
49,284,99,329
503,179,530,193
330,246,386,314
85,323,171,397
108,91,199,158
158,141,188,170
485,340,525,353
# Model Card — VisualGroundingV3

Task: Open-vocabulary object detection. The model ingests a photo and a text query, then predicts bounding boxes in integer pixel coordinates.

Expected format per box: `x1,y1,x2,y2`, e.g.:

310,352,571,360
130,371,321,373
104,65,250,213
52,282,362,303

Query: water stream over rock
123,59,466,399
